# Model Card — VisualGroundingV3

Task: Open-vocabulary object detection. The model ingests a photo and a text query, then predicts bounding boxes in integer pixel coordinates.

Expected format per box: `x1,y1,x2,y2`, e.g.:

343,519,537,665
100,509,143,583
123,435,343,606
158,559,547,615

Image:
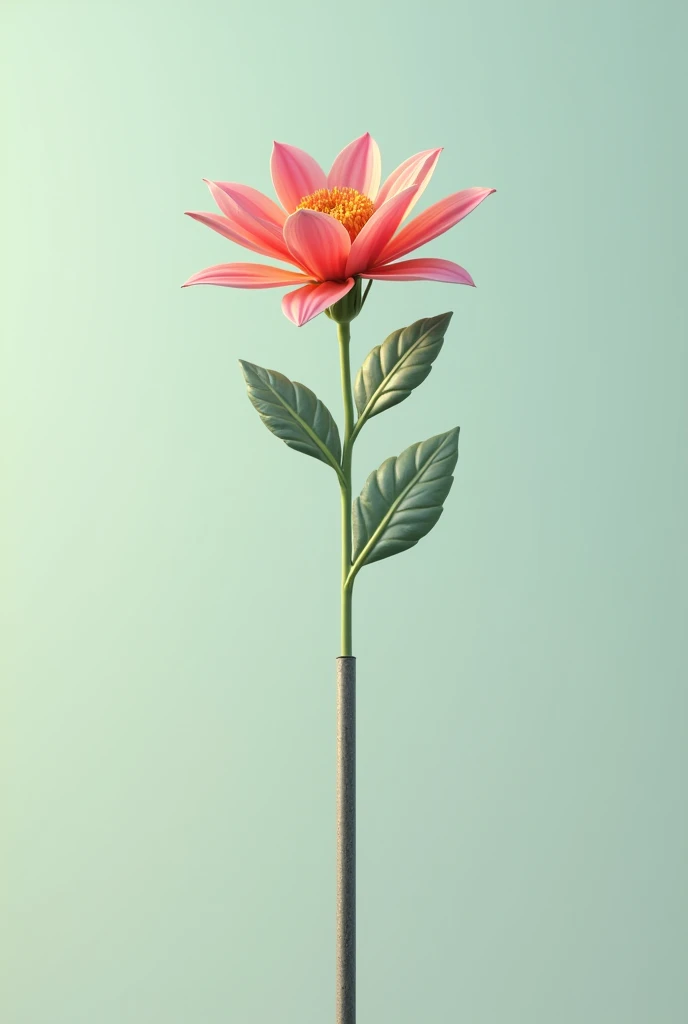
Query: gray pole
336,656,356,1024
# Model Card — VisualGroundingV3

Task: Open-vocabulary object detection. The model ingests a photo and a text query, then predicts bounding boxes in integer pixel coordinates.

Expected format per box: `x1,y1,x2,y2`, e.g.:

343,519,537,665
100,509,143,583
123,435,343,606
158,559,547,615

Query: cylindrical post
336,656,356,1024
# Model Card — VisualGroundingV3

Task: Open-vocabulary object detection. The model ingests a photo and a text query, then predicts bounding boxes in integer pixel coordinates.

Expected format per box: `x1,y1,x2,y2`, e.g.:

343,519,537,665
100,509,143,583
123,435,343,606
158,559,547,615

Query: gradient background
2,1,687,1022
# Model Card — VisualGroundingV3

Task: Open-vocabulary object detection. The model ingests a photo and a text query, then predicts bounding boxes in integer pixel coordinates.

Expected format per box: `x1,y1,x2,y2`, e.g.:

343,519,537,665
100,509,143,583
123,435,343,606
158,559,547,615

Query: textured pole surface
336,656,356,1024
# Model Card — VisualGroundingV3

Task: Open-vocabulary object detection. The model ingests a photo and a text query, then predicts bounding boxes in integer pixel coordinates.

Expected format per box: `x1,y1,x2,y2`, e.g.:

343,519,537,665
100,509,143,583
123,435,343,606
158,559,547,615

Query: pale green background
2,1,687,1021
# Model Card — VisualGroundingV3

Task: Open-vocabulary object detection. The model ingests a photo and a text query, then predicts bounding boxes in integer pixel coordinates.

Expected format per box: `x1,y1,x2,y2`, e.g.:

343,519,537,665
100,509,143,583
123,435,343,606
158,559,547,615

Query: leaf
239,360,342,476
351,428,459,571
353,312,452,428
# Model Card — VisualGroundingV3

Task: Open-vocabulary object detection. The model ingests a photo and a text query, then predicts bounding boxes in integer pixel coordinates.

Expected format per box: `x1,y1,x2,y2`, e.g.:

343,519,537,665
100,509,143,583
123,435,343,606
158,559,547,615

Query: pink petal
360,257,475,285
211,181,286,227
283,209,351,282
204,180,293,263
182,263,312,289
375,187,496,265
281,278,355,327
185,211,300,267
271,142,327,213
327,132,382,199
375,148,442,219
345,185,419,278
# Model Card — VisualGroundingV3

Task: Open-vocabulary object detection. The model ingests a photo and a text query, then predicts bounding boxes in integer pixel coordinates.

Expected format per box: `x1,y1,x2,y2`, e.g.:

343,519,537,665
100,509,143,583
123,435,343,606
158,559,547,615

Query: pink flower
183,133,495,327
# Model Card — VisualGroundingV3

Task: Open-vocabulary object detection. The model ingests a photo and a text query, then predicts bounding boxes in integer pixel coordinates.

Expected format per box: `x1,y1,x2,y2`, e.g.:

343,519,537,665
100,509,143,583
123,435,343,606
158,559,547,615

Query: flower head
183,133,495,326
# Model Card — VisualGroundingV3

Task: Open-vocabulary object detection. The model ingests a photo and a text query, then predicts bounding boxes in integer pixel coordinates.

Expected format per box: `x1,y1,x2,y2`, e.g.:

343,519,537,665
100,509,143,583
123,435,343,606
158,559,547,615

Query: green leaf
239,360,343,477
351,427,459,572
353,312,452,431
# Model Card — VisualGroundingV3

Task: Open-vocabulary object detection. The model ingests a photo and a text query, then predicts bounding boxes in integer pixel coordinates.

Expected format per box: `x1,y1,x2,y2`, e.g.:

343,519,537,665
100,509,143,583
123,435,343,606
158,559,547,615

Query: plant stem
338,321,355,657
336,322,356,1022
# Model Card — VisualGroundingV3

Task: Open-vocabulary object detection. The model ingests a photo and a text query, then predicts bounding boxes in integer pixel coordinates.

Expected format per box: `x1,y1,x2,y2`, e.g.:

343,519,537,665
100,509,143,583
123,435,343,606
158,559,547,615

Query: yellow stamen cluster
296,186,374,241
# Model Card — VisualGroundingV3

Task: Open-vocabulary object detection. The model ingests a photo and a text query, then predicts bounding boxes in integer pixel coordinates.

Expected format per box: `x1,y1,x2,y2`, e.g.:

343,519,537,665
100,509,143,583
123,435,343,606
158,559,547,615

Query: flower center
296,186,375,241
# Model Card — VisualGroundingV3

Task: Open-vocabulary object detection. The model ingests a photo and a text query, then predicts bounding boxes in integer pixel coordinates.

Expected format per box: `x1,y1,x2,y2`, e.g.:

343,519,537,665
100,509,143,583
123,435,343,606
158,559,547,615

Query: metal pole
336,655,356,1024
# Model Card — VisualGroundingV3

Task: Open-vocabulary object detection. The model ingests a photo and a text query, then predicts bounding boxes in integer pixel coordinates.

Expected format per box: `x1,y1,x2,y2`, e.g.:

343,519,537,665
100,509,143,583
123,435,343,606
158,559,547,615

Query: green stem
337,321,355,657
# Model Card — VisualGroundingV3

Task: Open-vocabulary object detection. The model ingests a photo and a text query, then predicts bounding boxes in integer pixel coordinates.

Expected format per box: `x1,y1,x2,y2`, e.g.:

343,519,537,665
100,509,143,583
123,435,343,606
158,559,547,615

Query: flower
183,133,495,327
